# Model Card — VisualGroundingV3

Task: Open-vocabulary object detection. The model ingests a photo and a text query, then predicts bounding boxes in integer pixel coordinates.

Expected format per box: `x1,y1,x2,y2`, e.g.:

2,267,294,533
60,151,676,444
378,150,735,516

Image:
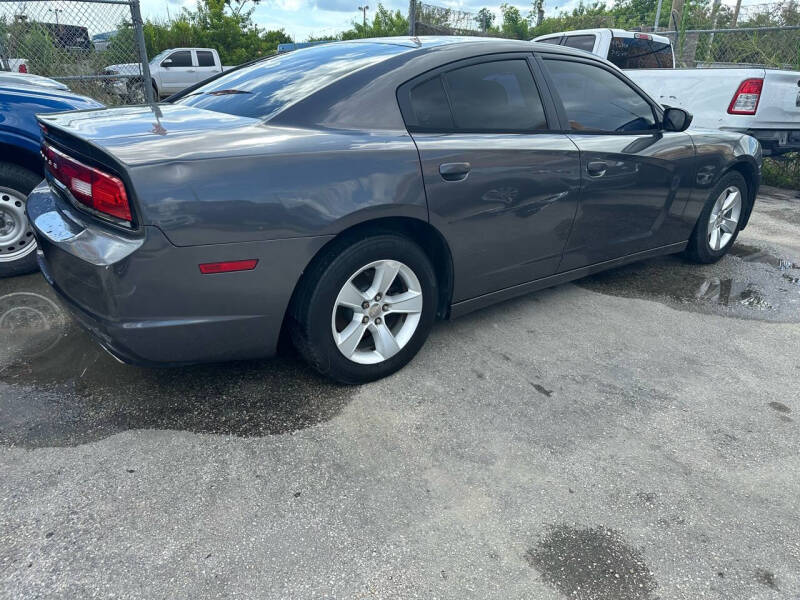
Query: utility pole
654,0,664,30
732,0,743,26
669,0,684,30
408,0,416,36
358,5,369,36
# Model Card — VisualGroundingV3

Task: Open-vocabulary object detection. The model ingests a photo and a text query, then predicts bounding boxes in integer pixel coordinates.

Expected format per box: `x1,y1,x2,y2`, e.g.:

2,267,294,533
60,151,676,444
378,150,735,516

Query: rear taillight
18,63,27,73
634,33,652,40
42,143,132,224
728,78,763,115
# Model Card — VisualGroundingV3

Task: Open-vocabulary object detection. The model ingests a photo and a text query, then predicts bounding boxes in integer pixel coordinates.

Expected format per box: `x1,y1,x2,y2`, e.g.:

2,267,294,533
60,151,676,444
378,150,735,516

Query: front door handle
439,162,471,182
587,160,607,177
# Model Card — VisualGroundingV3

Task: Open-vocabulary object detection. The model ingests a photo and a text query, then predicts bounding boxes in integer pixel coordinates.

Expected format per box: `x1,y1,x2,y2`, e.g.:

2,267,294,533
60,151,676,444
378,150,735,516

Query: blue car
0,82,102,276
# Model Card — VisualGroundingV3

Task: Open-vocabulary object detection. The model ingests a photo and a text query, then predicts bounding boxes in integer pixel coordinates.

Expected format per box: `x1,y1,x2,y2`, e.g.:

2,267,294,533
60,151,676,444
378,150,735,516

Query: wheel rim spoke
336,316,367,358
720,217,737,234
337,281,368,311
366,261,401,299
385,290,422,314
721,189,740,213
709,227,720,250
370,322,401,359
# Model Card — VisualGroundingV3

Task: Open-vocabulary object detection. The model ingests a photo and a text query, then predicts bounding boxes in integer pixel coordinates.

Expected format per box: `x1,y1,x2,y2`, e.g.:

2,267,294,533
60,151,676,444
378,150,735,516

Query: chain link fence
668,26,800,69
0,0,151,105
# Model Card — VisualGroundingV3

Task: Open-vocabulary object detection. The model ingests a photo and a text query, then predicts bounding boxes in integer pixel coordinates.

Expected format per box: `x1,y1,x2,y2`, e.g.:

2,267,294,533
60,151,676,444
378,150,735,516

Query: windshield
150,49,172,66
172,41,411,120
608,36,674,69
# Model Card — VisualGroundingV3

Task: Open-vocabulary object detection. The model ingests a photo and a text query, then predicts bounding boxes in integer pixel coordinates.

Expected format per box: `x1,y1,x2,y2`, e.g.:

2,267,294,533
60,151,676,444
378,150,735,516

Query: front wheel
0,162,41,278
289,234,438,384
685,171,747,264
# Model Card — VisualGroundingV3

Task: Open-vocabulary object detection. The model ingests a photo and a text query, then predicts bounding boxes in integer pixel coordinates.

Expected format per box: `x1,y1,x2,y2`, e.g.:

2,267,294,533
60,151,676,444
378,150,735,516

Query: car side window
442,59,548,131
165,51,192,67
537,36,562,44
544,58,657,133
562,35,596,52
409,76,454,130
196,51,215,67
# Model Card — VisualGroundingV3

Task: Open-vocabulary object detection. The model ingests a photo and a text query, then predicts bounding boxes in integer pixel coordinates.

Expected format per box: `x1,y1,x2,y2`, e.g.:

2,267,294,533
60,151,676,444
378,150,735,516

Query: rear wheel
289,234,437,384
685,171,747,264
0,162,41,278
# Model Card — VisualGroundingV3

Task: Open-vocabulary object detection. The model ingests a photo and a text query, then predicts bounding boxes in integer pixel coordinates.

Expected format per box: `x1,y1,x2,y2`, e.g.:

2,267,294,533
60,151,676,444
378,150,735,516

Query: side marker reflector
199,259,258,274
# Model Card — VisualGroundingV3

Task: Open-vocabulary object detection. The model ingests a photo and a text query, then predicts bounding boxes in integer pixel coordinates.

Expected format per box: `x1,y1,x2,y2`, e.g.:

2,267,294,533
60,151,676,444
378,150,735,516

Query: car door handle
587,161,607,177
187,69,196,72
439,162,471,182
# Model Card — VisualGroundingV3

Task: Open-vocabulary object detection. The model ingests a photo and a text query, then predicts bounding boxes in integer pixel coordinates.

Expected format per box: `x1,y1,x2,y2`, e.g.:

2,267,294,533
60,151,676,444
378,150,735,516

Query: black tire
684,171,748,264
289,233,438,384
0,161,42,278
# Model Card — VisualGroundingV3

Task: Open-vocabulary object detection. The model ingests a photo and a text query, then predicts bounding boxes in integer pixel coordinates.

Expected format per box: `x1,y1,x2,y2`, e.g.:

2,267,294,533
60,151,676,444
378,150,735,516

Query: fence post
129,0,154,104
408,0,416,36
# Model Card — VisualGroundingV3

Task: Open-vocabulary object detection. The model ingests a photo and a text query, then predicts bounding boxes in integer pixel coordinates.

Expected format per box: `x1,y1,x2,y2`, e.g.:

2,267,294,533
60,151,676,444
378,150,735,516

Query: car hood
37,104,265,166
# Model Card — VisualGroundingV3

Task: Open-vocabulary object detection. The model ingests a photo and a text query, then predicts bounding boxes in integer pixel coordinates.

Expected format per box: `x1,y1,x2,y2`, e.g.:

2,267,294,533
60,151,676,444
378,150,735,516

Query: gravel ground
1,186,798,599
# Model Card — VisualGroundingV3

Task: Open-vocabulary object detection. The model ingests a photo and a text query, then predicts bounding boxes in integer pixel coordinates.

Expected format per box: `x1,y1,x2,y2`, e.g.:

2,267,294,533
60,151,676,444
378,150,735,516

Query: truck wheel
0,162,41,278
685,171,747,264
289,233,438,384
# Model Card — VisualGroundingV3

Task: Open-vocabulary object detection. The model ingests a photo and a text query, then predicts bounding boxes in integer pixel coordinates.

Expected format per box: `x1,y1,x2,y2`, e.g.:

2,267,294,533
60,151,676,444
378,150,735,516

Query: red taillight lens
42,143,132,223
198,260,258,274
728,78,763,115
18,63,27,73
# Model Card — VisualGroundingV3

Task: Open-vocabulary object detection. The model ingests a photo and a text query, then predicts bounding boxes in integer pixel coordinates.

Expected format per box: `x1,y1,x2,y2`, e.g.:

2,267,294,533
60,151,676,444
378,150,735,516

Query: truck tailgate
758,70,800,129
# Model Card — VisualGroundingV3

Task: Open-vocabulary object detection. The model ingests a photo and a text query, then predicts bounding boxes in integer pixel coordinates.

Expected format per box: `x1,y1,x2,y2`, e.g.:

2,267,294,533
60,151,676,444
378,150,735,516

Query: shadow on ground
0,274,354,448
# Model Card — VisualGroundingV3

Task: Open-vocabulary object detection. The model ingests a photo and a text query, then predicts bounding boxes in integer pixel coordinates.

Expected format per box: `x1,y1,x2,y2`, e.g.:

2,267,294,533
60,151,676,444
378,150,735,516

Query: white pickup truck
105,47,229,100
534,28,800,156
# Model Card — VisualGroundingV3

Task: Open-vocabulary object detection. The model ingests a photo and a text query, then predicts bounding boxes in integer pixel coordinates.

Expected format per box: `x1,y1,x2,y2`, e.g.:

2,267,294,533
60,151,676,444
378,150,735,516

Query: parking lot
1,185,799,598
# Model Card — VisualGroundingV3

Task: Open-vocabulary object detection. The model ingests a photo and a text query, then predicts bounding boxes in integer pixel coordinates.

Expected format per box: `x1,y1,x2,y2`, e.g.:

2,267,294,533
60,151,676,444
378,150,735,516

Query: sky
137,0,567,42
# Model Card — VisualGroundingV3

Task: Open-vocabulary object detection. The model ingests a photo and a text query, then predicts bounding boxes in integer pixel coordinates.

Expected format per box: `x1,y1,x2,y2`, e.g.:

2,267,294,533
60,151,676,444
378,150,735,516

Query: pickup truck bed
628,67,800,156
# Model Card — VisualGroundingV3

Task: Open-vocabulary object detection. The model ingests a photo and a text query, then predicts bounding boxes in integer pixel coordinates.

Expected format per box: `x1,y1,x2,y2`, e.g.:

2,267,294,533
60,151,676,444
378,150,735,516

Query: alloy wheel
331,259,423,365
0,186,36,263
707,185,742,252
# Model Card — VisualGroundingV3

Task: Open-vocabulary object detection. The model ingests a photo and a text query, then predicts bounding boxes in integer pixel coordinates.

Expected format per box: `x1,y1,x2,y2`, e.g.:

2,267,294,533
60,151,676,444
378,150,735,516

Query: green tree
339,4,408,40
475,8,496,32
500,3,530,39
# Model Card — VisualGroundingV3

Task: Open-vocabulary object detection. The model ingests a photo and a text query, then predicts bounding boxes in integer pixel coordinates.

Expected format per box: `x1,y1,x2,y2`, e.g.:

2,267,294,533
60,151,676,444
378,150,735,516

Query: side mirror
663,106,693,132
161,58,172,67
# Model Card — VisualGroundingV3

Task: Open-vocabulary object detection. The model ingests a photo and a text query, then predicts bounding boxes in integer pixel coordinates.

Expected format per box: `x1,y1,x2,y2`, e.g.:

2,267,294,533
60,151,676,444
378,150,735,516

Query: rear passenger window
196,51,215,67
443,60,547,131
562,35,596,52
409,77,454,129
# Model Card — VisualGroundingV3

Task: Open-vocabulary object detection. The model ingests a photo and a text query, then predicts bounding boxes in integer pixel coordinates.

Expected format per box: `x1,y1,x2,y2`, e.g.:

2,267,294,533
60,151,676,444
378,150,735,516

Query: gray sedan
26,37,761,383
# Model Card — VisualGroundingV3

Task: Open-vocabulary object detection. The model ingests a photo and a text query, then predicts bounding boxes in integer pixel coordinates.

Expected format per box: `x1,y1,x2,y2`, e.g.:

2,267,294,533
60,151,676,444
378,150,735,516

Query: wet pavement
1,186,799,599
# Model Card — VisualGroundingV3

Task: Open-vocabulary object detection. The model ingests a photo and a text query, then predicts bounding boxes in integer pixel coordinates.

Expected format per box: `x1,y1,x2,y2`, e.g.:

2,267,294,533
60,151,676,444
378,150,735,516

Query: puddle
579,243,800,322
0,274,354,449
525,524,656,600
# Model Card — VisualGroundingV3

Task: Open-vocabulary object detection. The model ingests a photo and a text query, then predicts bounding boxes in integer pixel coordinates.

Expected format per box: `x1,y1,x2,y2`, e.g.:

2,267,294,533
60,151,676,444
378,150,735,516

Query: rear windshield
173,42,410,120
608,36,674,69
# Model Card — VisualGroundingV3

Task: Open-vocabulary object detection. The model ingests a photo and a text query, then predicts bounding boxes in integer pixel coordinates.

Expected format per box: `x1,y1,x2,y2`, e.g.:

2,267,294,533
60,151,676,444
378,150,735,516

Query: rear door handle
587,160,607,177
439,162,471,182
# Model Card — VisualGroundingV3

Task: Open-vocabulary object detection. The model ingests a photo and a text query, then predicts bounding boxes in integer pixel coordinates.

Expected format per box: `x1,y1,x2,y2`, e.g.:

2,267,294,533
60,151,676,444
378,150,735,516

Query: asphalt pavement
1,186,799,599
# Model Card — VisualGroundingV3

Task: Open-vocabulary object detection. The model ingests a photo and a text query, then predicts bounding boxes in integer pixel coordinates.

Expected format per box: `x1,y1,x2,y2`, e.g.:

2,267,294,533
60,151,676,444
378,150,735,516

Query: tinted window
196,50,215,67
443,60,547,131
409,77,454,129
545,59,657,132
538,36,562,44
165,51,192,67
174,42,409,119
608,36,674,69
563,35,596,52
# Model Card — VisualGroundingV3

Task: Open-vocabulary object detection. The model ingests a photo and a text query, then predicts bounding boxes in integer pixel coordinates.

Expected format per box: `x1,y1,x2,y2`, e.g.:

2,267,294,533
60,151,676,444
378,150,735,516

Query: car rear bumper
722,127,800,156
26,181,331,365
